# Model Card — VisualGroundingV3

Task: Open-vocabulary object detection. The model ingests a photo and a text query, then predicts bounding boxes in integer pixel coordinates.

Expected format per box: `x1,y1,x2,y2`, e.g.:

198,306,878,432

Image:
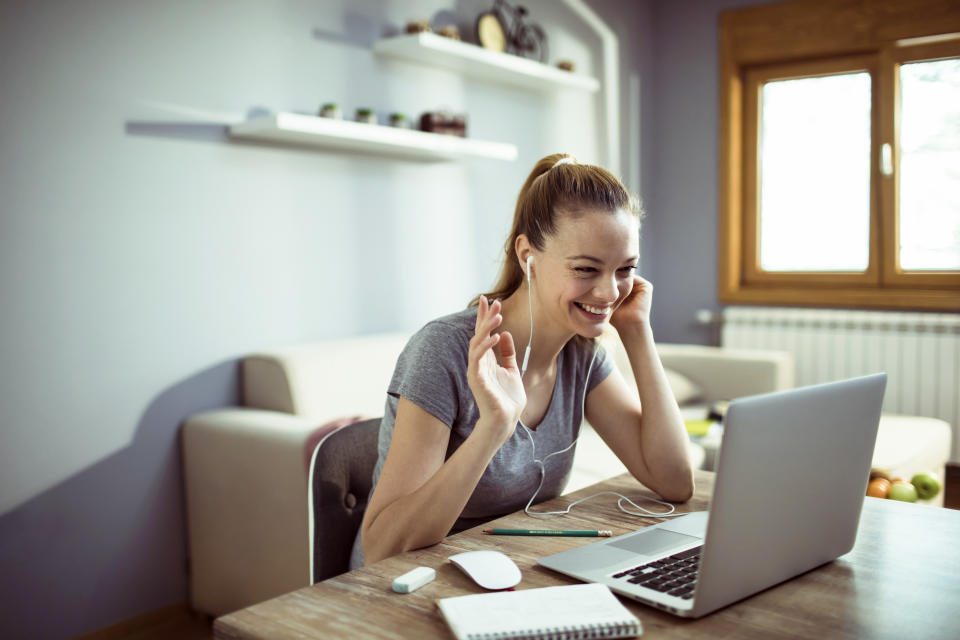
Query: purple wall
644,0,772,345
0,364,240,638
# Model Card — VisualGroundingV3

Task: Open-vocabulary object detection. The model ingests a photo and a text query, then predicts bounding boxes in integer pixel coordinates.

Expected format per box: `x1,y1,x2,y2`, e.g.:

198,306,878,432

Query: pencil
482,529,613,537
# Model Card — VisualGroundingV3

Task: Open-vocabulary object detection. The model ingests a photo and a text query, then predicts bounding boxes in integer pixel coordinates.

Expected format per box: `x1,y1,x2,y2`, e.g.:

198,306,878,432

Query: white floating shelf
373,32,600,93
229,112,518,162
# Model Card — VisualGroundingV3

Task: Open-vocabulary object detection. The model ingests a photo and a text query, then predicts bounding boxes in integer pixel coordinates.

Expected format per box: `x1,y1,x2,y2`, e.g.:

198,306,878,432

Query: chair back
308,417,381,583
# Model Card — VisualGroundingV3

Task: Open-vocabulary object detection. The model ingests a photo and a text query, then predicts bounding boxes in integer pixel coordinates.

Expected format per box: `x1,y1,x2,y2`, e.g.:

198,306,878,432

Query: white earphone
521,255,534,377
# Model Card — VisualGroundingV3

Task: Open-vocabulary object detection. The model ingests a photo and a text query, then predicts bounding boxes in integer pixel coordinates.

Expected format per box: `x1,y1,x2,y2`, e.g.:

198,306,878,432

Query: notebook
436,583,641,639
538,374,887,619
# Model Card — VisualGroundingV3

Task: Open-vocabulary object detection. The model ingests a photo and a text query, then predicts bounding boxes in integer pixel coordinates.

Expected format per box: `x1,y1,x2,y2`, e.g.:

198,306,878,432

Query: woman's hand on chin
611,275,653,333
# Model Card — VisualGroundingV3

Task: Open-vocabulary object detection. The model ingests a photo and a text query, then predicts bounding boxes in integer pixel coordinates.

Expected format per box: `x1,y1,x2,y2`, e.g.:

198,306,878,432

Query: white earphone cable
521,256,533,378
519,346,684,519
515,265,684,519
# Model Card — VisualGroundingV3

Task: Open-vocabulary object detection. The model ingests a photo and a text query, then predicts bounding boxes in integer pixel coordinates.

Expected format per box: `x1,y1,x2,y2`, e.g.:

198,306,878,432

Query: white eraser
392,566,436,593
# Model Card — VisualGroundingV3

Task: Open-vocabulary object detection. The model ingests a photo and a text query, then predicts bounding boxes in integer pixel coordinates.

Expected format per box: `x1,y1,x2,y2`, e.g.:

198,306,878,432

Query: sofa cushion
664,368,703,405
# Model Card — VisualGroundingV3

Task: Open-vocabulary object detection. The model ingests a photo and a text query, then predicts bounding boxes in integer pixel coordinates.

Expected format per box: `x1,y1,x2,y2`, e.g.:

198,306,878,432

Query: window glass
758,72,872,272
898,57,960,270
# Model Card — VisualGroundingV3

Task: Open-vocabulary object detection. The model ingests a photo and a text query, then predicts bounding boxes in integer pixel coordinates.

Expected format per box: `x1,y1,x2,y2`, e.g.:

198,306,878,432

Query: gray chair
308,417,381,583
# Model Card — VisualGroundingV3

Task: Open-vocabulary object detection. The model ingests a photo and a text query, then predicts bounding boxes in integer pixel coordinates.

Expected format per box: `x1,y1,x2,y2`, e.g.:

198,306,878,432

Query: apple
911,472,941,501
887,481,918,502
866,478,890,498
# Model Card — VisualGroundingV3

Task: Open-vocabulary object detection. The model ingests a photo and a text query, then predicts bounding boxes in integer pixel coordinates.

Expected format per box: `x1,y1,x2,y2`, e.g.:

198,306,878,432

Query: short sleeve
387,320,470,427
585,340,616,393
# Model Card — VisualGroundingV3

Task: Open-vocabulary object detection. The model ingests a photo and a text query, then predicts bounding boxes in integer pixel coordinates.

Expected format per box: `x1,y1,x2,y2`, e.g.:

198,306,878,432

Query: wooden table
215,470,960,639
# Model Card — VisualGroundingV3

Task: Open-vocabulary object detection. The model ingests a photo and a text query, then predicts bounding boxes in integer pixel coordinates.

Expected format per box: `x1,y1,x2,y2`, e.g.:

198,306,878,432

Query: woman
352,153,694,568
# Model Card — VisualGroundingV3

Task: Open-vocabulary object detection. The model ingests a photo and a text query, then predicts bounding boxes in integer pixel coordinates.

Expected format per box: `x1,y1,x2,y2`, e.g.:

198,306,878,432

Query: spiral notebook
436,583,642,640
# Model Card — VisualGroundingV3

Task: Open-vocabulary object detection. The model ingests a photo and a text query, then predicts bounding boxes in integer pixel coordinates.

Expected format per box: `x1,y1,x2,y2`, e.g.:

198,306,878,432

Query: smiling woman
354,153,695,568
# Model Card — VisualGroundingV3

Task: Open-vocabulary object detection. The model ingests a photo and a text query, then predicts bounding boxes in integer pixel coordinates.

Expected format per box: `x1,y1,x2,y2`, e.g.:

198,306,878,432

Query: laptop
538,373,887,618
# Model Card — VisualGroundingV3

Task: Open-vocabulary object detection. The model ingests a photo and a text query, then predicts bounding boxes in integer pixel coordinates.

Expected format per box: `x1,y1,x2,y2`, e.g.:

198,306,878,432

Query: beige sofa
182,333,411,617
182,333,796,616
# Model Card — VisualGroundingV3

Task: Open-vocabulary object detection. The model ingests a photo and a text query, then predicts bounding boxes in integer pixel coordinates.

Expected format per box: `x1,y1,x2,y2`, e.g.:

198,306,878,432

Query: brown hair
470,153,642,306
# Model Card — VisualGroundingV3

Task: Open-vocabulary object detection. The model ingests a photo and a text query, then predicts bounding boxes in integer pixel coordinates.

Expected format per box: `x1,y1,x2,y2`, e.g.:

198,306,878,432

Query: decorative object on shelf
355,108,376,124
372,32,600,93
229,112,518,161
435,24,461,40
405,20,432,34
476,11,506,52
318,103,342,119
476,0,547,63
556,60,575,72
388,112,410,128
419,111,467,137
451,114,466,137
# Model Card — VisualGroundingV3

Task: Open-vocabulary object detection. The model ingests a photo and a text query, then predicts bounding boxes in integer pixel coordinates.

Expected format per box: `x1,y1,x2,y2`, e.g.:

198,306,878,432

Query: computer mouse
448,550,522,590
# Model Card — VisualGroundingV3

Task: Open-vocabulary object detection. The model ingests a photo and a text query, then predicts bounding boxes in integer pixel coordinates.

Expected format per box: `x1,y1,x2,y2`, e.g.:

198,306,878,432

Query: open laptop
538,373,887,618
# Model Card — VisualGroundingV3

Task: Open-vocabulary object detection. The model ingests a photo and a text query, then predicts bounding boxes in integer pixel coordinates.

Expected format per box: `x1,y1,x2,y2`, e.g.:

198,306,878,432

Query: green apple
910,472,941,500
887,481,918,502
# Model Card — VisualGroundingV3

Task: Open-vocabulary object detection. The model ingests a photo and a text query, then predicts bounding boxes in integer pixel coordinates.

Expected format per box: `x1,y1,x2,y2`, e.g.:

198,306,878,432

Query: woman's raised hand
467,296,527,442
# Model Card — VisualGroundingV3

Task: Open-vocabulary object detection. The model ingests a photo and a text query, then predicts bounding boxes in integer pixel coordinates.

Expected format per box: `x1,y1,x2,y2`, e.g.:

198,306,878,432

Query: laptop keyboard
611,546,702,599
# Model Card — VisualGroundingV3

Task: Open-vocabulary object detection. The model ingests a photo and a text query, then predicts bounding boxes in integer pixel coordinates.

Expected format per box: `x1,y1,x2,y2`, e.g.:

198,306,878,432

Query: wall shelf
372,32,600,93
229,112,518,162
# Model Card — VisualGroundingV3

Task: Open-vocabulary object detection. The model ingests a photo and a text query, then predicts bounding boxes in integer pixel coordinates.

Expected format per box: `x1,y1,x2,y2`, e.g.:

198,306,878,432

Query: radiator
720,306,960,460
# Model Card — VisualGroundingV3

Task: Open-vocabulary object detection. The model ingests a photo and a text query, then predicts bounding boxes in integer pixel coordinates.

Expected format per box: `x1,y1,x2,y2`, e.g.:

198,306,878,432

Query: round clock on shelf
476,12,506,53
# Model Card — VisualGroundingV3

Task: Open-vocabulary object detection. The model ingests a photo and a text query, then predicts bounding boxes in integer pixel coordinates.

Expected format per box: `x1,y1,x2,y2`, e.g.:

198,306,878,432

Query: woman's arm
361,297,526,564
584,277,694,502
360,399,510,564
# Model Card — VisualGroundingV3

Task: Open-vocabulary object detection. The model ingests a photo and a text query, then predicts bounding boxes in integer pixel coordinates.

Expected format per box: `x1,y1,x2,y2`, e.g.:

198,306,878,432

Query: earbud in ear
521,254,534,378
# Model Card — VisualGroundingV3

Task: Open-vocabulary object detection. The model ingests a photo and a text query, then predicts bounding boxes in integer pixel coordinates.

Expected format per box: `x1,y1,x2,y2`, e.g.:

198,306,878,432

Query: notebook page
436,583,641,639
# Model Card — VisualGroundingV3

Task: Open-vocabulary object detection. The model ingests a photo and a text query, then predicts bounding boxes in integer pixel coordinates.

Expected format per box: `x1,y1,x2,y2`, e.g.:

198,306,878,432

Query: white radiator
721,306,960,460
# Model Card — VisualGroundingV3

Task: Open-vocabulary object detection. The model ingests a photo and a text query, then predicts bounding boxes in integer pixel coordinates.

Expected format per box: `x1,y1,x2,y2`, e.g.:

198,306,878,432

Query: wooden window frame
881,38,960,289
719,0,960,311
743,55,881,288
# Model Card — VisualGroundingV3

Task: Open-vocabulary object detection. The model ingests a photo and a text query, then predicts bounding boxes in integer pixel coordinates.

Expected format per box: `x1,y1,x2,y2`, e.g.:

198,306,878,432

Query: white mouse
448,550,522,590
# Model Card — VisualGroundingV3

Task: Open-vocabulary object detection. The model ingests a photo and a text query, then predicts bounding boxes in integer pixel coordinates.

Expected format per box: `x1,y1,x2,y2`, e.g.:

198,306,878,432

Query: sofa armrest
182,408,319,616
656,343,795,403
242,333,409,421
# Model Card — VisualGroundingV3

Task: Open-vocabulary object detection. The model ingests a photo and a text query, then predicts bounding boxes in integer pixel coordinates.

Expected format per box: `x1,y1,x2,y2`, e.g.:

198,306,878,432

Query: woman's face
530,207,640,339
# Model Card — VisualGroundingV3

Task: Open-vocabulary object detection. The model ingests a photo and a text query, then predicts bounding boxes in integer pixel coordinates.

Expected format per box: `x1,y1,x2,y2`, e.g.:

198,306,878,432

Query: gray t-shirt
349,306,614,568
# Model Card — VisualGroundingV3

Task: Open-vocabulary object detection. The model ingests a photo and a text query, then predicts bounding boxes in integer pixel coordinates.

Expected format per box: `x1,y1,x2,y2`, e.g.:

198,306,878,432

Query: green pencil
482,529,613,537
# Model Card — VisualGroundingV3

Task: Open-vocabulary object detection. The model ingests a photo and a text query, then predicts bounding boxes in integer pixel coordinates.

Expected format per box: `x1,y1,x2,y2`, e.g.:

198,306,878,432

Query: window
719,0,960,310
897,55,960,271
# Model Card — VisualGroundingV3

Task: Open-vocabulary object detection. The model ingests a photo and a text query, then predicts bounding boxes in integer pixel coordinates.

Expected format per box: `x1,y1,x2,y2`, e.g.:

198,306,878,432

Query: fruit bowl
866,468,941,504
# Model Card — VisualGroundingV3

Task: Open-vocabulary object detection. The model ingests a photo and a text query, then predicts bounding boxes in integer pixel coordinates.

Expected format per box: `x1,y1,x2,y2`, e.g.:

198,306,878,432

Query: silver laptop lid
692,373,887,617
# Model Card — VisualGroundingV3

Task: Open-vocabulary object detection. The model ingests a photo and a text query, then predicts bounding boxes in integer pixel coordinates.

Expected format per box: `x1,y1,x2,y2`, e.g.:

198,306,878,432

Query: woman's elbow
360,517,395,566
362,533,403,566
667,483,695,503
659,471,695,503
361,523,441,566
361,523,401,566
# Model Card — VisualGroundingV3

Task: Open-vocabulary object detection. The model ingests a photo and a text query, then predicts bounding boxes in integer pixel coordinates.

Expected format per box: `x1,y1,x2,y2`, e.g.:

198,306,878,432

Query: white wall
0,0,609,520
0,0,619,636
